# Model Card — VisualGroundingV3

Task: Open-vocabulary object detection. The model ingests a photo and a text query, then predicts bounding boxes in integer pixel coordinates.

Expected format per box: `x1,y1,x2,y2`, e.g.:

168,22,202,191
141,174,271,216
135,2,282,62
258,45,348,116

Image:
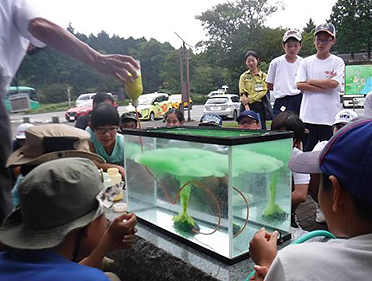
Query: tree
299,30,316,58
17,26,177,102
303,18,316,33
195,0,284,92
330,0,372,58
196,0,282,52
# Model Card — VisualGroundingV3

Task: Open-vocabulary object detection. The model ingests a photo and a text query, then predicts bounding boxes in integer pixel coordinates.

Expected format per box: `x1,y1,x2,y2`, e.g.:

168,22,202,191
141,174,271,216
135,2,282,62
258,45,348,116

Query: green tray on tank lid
121,126,293,146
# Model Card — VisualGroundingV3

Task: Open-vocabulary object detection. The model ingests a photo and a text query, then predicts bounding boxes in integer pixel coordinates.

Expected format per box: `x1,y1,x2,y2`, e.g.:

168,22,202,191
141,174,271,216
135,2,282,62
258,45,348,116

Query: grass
222,121,238,128
26,102,71,114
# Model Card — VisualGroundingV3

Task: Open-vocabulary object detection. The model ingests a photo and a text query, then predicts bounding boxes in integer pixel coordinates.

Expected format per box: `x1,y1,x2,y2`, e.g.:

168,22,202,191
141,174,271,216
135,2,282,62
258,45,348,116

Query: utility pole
175,32,191,122
67,86,71,107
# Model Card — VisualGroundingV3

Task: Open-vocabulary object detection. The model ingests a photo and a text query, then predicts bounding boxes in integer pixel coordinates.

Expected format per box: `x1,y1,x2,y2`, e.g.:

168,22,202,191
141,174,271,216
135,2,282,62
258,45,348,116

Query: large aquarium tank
123,127,293,264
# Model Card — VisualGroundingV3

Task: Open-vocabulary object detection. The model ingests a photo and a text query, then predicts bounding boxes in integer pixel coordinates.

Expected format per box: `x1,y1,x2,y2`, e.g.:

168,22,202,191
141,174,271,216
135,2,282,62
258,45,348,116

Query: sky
32,0,338,49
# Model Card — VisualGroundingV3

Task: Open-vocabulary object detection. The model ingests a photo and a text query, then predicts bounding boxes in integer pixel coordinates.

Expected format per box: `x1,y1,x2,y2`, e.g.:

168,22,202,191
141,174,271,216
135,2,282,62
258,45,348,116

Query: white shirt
295,54,344,125
265,233,372,281
313,140,328,151
292,148,310,185
266,55,303,99
0,0,45,96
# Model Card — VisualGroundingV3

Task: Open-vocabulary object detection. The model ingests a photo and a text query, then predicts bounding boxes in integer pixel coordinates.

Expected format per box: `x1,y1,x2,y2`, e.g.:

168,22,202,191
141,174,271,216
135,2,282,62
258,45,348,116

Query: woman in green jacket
239,51,268,129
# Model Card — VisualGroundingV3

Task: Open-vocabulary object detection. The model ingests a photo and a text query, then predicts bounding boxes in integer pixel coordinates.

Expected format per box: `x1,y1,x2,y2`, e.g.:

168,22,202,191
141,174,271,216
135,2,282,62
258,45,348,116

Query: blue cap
199,113,222,127
289,117,372,204
236,110,260,123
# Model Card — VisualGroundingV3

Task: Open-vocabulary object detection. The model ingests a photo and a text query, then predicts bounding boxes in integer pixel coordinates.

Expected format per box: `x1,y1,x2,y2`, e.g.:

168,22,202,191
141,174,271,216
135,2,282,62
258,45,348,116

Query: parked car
203,94,240,119
75,93,96,107
65,93,116,122
65,106,92,122
123,93,172,121
169,94,192,109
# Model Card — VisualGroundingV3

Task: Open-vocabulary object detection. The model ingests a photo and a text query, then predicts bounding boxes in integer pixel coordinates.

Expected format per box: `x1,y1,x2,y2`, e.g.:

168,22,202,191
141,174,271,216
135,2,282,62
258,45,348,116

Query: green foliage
299,31,316,57
190,93,208,105
15,1,369,106
195,0,284,94
303,18,316,33
330,0,372,57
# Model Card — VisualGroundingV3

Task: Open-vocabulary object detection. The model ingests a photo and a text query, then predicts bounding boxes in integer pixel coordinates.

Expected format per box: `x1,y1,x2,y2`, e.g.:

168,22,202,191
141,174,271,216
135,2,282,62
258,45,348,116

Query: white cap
283,30,302,42
16,123,34,139
333,109,358,126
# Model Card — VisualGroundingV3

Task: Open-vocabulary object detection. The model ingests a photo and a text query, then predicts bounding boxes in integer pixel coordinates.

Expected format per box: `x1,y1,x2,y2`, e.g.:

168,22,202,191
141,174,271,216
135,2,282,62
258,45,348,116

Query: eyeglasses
95,126,118,135
315,38,333,45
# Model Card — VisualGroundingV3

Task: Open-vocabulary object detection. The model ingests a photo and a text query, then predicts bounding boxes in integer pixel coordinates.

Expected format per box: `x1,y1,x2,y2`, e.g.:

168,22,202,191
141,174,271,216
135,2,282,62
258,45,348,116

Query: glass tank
123,127,293,264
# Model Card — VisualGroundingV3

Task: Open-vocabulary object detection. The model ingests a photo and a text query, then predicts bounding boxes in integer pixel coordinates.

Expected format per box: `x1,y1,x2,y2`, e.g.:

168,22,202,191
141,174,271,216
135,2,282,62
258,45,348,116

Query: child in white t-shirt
295,23,345,151
249,118,372,281
266,30,303,117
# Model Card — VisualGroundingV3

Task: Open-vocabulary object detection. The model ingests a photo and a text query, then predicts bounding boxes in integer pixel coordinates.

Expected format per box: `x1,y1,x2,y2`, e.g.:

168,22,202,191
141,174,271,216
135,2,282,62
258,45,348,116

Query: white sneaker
315,203,326,223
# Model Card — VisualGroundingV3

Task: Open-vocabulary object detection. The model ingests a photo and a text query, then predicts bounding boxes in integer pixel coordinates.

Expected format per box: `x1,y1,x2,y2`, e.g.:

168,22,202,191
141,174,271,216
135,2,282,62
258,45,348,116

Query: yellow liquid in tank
125,71,143,101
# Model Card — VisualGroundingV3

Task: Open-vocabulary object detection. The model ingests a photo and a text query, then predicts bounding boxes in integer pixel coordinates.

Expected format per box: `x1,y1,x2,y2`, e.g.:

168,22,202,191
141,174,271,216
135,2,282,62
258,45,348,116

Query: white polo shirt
0,0,45,96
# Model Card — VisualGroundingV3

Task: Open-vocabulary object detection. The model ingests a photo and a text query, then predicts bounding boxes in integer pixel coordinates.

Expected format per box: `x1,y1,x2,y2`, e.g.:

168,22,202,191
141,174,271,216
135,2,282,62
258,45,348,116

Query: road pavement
9,105,365,138
9,105,205,138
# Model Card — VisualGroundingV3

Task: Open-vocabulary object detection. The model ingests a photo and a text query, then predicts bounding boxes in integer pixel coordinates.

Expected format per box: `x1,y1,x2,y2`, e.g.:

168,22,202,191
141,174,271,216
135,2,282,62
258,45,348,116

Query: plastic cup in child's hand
113,203,127,213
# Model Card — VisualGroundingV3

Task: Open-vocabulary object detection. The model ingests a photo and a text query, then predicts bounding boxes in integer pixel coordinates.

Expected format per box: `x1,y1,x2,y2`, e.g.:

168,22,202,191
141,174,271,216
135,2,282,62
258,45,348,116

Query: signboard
345,64,372,95
9,93,31,112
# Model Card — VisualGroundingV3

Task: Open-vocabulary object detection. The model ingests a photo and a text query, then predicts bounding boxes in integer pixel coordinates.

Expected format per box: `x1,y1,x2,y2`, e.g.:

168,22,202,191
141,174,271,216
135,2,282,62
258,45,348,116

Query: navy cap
315,23,336,38
236,110,259,123
199,113,222,127
289,118,372,204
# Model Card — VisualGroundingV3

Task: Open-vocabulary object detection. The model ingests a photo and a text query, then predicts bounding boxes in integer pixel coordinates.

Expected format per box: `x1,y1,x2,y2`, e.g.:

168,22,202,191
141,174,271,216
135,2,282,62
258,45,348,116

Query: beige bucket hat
6,124,104,167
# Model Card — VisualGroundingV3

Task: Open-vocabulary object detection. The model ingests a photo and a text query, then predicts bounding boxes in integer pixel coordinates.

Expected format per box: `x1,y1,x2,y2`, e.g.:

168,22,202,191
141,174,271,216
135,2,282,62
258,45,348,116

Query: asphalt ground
296,196,328,232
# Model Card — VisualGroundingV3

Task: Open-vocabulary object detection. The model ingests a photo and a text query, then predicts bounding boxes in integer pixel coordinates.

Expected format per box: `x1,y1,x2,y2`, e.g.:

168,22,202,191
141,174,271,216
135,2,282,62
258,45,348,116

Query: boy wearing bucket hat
249,117,372,280
10,123,35,184
0,158,137,280
120,112,138,131
295,23,345,152
6,124,105,207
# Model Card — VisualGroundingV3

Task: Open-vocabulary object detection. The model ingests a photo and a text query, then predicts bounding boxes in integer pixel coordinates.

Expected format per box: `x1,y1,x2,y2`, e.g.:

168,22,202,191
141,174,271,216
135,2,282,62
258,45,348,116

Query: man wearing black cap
295,23,345,152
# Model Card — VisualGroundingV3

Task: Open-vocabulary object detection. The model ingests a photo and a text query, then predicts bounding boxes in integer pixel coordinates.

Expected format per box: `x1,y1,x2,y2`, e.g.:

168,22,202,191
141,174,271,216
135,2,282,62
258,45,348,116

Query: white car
203,94,241,119
75,93,96,107
75,92,114,107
